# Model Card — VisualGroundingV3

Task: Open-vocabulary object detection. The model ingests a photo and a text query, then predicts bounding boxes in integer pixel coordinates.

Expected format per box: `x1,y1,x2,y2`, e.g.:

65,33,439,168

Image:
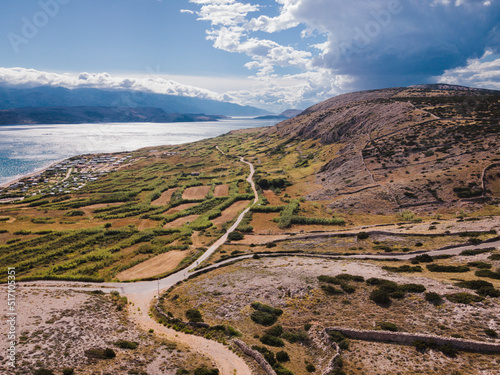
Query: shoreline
0,157,73,190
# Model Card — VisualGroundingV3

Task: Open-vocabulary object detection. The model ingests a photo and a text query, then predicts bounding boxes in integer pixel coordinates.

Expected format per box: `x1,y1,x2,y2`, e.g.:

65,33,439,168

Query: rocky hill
259,84,500,213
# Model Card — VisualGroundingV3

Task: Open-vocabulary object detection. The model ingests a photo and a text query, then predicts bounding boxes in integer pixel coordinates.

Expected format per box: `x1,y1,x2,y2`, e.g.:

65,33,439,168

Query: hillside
256,84,500,214
0,85,499,375
0,85,270,116
0,106,226,125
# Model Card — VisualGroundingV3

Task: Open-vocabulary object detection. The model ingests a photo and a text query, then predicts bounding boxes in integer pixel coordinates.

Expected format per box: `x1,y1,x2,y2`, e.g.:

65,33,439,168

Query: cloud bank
186,0,500,107
0,67,223,100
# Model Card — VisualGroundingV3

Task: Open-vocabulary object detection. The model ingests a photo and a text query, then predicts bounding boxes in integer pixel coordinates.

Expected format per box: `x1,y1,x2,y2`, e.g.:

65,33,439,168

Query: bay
0,118,280,186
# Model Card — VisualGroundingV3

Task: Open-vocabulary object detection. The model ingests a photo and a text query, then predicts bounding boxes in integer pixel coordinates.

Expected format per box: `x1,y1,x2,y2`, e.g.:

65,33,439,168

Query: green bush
185,309,203,323
114,340,138,349
467,261,492,269
306,363,316,372
227,231,244,241
357,231,369,240
320,284,344,295
411,254,434,263
251,311,278,326
369,288,391,305
252,346,276,366
475,269,500,279
65,210,85,217
427,264,470,273
400,283,426,293
383,265,422,273
194,367,219,375
265,325,284,337
260,334,285,347
84,347,116,359
425,292,443,304
62,369,74,375
276,350,290,362
445,292,483,304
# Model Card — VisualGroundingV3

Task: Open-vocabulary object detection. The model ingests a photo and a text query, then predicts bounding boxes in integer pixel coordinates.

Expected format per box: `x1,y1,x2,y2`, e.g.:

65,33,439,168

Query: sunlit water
0,118,280,186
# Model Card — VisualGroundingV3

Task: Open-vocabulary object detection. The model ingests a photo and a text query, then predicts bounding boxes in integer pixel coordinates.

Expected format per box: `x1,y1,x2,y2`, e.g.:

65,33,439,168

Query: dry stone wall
327,327,500,353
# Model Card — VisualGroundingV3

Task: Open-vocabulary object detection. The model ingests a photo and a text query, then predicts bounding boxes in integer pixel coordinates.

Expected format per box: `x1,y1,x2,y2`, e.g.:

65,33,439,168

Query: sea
0,118,281,186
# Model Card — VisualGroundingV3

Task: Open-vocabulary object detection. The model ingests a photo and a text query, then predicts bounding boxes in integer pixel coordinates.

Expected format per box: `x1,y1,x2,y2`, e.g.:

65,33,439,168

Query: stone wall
232,339,277,375
327,327,500,353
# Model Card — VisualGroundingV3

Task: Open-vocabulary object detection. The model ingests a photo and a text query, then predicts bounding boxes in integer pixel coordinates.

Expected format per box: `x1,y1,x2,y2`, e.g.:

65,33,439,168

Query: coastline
0,157,73,190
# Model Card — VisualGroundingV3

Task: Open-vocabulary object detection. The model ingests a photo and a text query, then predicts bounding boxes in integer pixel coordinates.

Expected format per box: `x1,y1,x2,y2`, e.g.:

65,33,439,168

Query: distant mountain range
0,106,227,125
0,86,270,117
254,109,303,120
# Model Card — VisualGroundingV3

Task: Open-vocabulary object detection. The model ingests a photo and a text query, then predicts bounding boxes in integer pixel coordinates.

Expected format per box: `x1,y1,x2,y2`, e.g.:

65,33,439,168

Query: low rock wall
327,327,500,353
232,339,277,375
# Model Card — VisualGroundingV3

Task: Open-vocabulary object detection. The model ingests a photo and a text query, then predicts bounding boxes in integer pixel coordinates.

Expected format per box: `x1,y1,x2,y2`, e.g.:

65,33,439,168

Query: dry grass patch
163,215,200,228
182,186,210,200
214,184,229,197
164,202,198,215
212,200,250,226
116,250,187,281
151,188,178,206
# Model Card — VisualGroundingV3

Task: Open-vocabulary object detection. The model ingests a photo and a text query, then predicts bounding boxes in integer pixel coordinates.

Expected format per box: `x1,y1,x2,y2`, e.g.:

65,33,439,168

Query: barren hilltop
1,85,499,375
258,84,500,213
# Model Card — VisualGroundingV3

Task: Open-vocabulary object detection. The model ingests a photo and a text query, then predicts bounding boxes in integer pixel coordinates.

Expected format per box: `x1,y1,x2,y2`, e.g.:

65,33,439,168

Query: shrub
33,369,55,375
383,265,422,273
13,229,31,235
370,288,391,305
485,328,498,338
265,325,284,337
427,264,470,273
266,242,277,248
306,363,316,372
114,340,138,349
400,283,426,293
84,347,116,359
251,302,283,316
475,269,500,279
378,322,399,332
228,231,244,241
425,292,443,304
445,292,483,304
65,210,85,217
488,254,500,260
412,254,434,263
62,369,74,375
276,351,290,362
260,334,285,347
194,367,219,375
321,284,343,295
468,261,492,269
460,248,491,256
185,309,203,323
251,311,278,326
357,231,369,240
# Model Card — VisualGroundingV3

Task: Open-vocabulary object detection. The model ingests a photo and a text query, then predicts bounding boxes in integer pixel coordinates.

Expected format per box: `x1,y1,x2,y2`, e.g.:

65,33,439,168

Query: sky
0,0,499,112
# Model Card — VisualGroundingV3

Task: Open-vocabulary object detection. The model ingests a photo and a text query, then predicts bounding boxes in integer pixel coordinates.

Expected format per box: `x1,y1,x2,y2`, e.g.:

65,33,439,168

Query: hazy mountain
0,86,270,116
254,108,303,120
0,106,226,125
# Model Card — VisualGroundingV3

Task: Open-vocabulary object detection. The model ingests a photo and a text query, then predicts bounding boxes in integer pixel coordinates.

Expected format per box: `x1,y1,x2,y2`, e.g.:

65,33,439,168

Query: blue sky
1,0,499,111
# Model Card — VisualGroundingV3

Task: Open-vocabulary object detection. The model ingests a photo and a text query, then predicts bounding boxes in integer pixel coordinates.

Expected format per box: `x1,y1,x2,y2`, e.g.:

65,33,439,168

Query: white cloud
188,0,500,104
180,9,194,14
437,52,500,90
0,67,223,100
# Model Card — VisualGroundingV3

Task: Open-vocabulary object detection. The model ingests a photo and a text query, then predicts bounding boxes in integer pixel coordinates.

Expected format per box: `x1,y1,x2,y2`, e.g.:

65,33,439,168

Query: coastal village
0,153,133,202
